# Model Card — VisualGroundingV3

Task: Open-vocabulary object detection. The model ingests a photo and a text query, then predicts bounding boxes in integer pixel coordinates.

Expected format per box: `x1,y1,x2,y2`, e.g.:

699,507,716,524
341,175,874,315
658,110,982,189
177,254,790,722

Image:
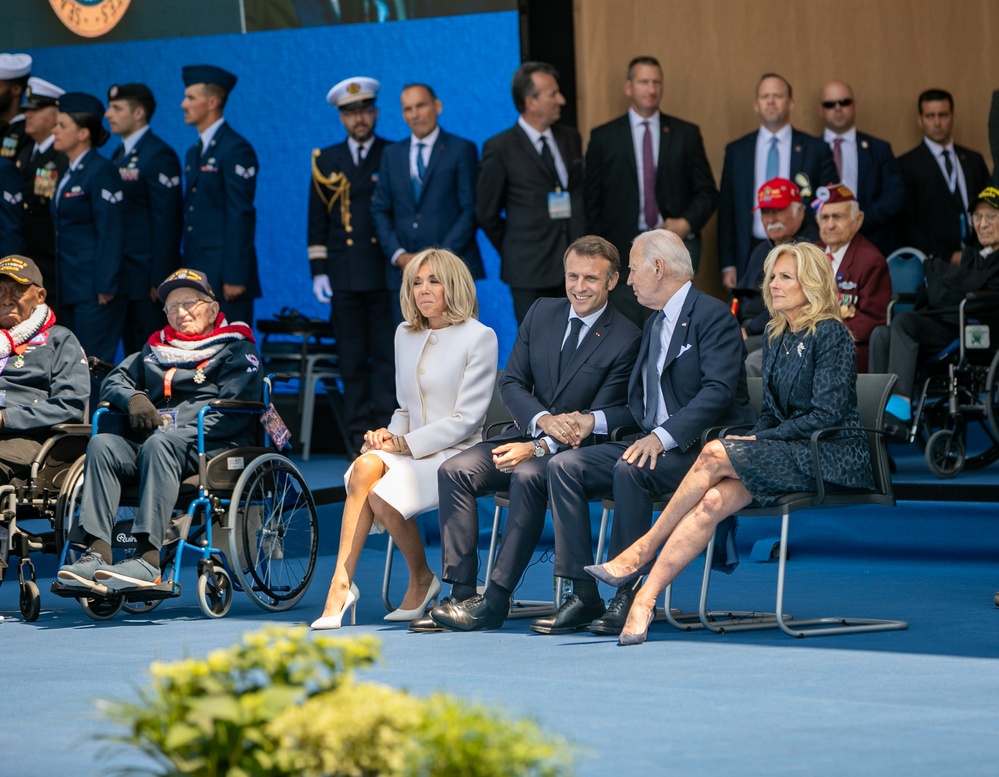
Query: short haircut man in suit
896,88,991,266
105,83,183,353
535,229,755,636
180,64,259,324
372,82,484,308
718,73,836,291
420,235,641,632
477,61,585,324
585,56,718,327
308,76,396,451
818,80,905,256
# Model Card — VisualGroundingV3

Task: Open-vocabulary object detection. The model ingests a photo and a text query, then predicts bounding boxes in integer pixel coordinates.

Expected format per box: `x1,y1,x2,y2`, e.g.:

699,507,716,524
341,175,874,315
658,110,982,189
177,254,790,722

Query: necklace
781,332,796,355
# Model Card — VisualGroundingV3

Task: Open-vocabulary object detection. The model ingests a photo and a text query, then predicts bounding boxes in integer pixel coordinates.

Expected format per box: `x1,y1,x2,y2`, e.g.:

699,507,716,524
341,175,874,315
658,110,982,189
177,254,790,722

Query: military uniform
0,156,25,256
14,140,65,301
0,116,27,162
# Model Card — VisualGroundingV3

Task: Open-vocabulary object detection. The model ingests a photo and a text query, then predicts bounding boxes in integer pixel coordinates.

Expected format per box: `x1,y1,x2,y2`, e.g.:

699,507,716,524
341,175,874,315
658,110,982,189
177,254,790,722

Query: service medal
14,355,24,369
193,369,206,384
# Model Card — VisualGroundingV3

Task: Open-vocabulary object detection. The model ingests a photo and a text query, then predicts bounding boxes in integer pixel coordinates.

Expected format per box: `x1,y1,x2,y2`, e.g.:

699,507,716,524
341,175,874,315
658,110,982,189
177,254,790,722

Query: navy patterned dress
722,318,873,506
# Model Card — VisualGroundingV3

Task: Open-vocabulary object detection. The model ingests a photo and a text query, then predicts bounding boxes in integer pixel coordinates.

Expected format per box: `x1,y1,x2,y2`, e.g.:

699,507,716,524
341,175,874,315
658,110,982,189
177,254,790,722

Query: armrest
485,419,515,438
609,423,641,442
807,425,887,503
208,399,266,412
702,423,755,446
50,424,93,435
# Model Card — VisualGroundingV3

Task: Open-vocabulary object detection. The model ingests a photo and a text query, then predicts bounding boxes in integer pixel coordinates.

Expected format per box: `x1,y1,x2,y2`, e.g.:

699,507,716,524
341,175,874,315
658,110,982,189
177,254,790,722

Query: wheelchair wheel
80,593,124,621
925,429,965,478
123,598,163,615
227,454,318,612
53,455,87,555
20,580,40,622
197,564,233,619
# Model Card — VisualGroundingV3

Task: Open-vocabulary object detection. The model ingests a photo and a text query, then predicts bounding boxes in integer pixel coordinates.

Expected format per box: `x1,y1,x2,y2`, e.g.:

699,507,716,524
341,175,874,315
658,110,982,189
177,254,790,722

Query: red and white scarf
146,313,255,367
0,304,55,359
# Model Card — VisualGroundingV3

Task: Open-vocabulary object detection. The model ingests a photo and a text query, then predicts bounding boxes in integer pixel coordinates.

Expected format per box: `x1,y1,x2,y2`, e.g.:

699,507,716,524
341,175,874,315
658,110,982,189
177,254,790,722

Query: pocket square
677,344,692,357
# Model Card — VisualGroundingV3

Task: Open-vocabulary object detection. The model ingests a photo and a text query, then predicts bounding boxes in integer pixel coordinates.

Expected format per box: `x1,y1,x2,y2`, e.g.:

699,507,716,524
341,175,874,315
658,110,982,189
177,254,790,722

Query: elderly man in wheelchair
56,268,261,593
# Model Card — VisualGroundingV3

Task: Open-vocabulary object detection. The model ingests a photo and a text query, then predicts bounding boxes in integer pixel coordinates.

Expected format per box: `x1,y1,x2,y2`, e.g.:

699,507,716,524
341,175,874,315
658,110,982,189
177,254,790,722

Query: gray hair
631,229,693,279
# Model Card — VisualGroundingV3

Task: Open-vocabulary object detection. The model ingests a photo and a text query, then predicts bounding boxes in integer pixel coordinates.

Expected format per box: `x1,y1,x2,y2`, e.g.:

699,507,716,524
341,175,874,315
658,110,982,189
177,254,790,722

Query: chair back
855,372,897,503
886,247,926,320
483,370,513,438
747,376,763,413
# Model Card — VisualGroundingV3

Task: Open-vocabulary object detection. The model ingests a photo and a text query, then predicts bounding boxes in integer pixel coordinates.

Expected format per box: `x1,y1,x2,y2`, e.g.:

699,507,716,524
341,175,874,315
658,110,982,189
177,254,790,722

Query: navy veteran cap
57,91,105,118
108,82,156,108
182,65,237,92
0,53,31,80
157,268,216,302
973,186,999,210
21,76,64,110
0,255,44,286
327,76,380,110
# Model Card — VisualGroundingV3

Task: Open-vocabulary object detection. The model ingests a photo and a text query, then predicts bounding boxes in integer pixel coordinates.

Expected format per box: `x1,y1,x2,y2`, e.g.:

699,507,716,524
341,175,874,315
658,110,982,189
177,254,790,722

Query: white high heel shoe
383,575,441,622
311,582,360,630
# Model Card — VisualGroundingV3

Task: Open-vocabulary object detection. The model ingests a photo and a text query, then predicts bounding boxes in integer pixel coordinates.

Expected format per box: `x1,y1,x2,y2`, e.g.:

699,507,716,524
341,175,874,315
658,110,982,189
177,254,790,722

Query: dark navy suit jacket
0,157,25,256
51,149,123,305
372,128,484,288
112,129,183,299
854,131,906,255
183,122,260,298
718,127,836,278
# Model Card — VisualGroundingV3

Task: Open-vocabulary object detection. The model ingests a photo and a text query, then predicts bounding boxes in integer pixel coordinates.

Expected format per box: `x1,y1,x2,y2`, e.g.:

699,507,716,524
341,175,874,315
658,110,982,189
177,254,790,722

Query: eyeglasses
972,211,999,224
821,98,854,109
164,298,208,315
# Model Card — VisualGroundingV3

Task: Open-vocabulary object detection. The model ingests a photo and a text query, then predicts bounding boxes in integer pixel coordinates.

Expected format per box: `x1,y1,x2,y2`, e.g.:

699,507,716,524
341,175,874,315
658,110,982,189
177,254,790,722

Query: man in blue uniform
180,65,259,325
308,76,395,452
0,53,31,162
106,83,183,352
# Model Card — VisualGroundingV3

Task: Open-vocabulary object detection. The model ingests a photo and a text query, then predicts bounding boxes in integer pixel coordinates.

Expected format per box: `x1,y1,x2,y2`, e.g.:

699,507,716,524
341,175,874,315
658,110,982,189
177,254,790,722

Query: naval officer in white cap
0,53,32,160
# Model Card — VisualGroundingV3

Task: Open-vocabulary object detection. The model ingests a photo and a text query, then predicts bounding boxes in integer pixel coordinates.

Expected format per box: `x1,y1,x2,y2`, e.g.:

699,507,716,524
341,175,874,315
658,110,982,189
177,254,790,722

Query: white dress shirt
198,117,225,156
518,116,568,190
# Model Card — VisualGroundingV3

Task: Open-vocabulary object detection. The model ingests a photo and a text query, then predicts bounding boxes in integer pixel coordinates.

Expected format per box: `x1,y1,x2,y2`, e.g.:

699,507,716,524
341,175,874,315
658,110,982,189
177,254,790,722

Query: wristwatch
533,439,546,457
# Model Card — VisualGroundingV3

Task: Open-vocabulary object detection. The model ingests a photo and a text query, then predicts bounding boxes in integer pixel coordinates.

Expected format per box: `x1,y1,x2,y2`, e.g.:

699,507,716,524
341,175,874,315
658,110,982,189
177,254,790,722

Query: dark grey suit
437,297,640,592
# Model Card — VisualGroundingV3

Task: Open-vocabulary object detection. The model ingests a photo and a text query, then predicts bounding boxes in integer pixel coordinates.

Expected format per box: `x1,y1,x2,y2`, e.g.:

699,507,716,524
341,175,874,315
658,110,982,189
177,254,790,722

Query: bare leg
600,441,742,579
622,477,753,638
373,494,437,610
319,454,386,618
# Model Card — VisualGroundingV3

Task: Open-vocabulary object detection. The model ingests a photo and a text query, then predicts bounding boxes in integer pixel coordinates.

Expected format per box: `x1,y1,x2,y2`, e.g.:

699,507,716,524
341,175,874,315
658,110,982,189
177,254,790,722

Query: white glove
313,274,332,303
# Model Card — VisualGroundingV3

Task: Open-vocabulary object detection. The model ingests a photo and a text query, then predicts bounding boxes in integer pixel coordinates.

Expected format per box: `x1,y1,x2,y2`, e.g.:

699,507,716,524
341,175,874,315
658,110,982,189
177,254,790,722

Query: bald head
819,81,857,133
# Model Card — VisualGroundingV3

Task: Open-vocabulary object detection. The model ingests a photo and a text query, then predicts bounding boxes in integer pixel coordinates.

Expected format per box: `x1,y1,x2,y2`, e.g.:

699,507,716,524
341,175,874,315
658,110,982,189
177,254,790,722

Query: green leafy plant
102,625,574,777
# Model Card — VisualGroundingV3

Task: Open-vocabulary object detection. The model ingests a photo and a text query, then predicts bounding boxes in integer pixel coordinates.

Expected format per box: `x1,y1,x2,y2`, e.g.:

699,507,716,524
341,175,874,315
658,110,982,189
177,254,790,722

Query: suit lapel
515,124,551,181
856,133,872,199
660,287,695,372
419,131,447,193
618,116,638,186
656,112,671,186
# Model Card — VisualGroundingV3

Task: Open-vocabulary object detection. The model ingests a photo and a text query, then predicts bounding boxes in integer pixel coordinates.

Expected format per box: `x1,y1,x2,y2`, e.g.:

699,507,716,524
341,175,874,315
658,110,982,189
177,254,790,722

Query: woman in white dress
312,248,498,629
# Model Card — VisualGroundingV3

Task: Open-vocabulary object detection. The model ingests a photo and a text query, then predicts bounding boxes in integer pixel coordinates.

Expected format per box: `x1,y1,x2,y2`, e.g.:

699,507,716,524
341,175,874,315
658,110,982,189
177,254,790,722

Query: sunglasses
821,98,854,109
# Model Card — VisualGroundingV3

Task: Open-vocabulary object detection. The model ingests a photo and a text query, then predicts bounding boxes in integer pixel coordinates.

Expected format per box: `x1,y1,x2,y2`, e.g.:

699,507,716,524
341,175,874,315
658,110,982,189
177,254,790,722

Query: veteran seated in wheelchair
870,186,999,438
0,254,89,479
57,268,261,593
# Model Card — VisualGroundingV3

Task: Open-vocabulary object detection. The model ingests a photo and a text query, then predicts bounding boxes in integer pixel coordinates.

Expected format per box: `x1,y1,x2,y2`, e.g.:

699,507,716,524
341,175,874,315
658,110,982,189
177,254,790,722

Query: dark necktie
641,311,666,430
942,149,966,211
112,143,126,164
356,144,365,166
194,138,204,161
832,137,843,180
539,136,560,189
412,141,425,200
642,121,658,229
558,317,584,380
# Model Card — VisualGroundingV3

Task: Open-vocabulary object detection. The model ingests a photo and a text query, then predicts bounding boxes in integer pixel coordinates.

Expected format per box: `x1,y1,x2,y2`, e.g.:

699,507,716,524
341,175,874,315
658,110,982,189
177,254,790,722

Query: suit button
412,222,418,229
188,206,194,211
346,238,354,246
550,407,556,413
191,186,197,193
429,335,438,344
187,226,193,231
371,237,377,243
418,367,426,375
345,225,353,233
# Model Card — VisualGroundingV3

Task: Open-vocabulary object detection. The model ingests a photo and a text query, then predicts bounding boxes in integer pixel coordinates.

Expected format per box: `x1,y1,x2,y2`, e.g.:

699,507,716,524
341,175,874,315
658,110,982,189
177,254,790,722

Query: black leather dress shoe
430,594,506,631
409,595,462,632
529,594,606,635
589,586,636,636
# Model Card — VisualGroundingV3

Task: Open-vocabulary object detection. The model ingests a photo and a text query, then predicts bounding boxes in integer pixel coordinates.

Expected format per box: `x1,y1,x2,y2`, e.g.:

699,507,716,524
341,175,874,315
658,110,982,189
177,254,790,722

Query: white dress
343,318,498,527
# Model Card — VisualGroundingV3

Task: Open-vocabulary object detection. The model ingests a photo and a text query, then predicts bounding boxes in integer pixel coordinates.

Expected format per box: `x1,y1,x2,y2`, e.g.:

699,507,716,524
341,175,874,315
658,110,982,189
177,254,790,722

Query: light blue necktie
412,141,426,200
766,135,779,180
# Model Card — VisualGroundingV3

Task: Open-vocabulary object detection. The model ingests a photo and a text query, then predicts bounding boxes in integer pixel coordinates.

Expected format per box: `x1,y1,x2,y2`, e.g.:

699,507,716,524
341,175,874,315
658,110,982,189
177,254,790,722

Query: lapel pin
794,144,802,153
861,140,869,149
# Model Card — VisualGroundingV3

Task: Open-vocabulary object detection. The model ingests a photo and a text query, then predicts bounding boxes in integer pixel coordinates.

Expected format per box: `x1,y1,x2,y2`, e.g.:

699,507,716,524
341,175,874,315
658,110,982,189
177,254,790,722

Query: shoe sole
94,570,162,589
56,571,101,590
589,622,624,636
409,623,448,633
529,621,593,635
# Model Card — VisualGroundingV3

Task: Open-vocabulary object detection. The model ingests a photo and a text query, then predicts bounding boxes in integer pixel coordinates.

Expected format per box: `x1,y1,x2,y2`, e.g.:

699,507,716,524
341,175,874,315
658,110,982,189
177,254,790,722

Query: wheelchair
49,376,319,621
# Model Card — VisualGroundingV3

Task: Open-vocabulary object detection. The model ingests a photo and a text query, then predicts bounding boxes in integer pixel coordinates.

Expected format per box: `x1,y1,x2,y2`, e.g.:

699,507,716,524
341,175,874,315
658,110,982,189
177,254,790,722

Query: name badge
547,189,571,220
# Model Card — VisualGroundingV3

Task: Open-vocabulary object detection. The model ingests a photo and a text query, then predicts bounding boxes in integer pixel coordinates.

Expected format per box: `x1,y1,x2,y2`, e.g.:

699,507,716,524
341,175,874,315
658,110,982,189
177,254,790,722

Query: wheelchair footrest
50,579,180,601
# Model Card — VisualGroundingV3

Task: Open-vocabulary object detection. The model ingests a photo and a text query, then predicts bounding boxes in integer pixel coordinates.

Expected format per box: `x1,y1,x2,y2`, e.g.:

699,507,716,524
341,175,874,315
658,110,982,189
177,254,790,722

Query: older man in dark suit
476,61,585,324
372,82,484,300
718,73,836,290
420,235,641,632
537,229,755,636
585,56,718,326
896,88,991,265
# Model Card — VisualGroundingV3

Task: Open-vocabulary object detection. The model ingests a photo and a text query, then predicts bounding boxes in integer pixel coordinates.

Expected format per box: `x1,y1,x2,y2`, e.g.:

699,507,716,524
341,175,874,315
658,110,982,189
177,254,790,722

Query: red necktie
642,121,658,229
832,137,843,180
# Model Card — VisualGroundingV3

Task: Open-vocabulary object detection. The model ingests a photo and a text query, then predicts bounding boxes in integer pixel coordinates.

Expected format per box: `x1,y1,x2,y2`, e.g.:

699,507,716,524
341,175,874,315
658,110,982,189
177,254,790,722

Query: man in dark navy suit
585,55,718,326
539,229,755,636
308,76,395,452
421,235,641,633
718,73,836,290
372,83,483,305
896,88,991,265
818,81,905,256
180,64,259,324
106,83,183,352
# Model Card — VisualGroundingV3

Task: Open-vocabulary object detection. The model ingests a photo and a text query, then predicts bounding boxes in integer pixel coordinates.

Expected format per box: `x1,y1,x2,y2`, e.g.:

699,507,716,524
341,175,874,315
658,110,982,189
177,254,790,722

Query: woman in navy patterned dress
587,241,873,645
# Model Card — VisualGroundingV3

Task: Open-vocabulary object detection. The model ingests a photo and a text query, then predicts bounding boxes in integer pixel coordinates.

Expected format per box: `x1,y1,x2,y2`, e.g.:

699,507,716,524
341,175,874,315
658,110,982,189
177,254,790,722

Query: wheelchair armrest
889,292,919,304
208,399,266,411
50,423,93,435
88,356,115,376
268,373,294,384
964,290,999,301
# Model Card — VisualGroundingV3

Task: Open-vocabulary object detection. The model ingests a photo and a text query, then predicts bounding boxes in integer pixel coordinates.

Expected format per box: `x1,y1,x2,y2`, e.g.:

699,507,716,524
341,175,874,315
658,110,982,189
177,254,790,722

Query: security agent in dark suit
181,64,260,324
50,92,126,363
477,62,585,324
372,83,484,304
585,55,718,326
0,158,25,256
308,76,395,450
718,73,836,291
0,53,31,162
15,77,67,310
106,83,183,353
896,88,991,266
818,81,905,257
536,229,755,636
416,236,641,632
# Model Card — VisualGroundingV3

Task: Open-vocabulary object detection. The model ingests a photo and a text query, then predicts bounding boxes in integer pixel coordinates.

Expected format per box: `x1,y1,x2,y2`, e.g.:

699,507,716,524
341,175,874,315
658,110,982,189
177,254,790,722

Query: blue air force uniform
0,157,25,256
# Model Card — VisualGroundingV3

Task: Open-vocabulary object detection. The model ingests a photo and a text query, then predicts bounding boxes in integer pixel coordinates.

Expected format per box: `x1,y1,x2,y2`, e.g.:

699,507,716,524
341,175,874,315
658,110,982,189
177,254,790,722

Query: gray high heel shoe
617,607,655,646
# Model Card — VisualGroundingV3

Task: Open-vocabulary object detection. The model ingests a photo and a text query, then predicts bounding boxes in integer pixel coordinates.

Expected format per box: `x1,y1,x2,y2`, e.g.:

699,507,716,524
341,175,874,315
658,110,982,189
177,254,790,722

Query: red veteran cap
753,177,801,211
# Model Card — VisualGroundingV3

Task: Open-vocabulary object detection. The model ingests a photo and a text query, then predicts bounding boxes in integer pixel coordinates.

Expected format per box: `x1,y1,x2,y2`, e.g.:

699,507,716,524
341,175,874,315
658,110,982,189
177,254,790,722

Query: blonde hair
399,248,478,331
762,241,843,342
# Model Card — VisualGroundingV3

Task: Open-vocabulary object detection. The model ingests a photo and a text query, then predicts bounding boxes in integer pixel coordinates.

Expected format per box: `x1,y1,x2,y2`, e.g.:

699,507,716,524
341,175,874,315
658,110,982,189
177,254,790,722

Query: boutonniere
797,341,805,358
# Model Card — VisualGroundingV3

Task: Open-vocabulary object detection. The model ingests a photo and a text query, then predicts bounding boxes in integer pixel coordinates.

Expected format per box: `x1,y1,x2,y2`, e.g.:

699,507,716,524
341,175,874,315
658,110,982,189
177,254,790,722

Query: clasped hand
491,441,536,474
536,411,594,448
360,428,407,455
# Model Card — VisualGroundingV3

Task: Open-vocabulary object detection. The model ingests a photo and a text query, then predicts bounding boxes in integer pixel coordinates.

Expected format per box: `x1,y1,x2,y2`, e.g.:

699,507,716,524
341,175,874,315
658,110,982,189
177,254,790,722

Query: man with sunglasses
819,81,905,256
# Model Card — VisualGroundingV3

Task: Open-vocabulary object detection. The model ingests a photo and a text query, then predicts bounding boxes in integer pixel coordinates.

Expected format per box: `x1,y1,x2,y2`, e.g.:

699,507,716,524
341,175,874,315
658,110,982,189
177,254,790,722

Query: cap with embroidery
0,255,44,286
57,92,105,118
753,177,801,211
108,82,156,109
817,182,857,205
973,186,999,210
0,53,31,81
157,268,216,302
182,65,237,93
326,76,380,110
21,77,64,110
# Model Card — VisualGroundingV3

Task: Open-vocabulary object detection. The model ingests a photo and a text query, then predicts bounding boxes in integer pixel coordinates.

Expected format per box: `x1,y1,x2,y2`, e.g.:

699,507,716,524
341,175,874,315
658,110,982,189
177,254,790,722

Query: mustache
766,222,787,233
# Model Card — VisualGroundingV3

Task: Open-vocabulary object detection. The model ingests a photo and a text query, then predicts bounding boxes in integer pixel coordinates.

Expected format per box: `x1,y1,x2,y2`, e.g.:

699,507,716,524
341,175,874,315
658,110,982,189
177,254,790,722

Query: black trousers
869,313,955,397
